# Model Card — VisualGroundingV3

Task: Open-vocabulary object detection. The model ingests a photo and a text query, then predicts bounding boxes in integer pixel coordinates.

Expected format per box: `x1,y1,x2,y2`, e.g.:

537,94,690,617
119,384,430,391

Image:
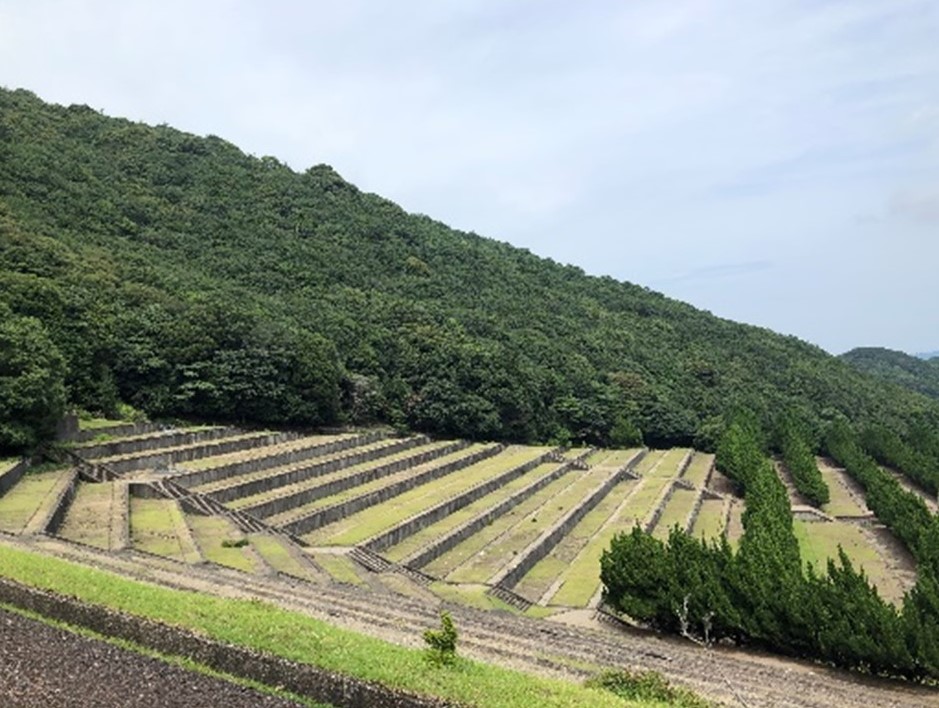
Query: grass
725,502,744,549
130,498,200,562
428,582,518,613
57,481,114,549
383,460,573,563
681,453,714,488
249,533,322,582
78,417,132,431
818,464,868,517
310,552,365,586
0,457,22,474
650,488,699,541
793,519,904,603
514,477,638,603
187,514,257,573
0,543,646,706
0,601,331,708
644,449,691,479
0,467,70,533
183,433,349,474
305,446,550,546
689,498,727,541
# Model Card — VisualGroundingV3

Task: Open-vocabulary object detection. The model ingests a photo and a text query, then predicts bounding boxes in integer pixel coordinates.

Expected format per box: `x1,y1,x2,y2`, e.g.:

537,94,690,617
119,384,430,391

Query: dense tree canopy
2,86,938,452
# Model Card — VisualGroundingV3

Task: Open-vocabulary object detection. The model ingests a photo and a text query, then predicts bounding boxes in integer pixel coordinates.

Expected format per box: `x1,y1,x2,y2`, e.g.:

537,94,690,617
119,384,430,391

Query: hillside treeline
2,87,938,452
601,417,939,680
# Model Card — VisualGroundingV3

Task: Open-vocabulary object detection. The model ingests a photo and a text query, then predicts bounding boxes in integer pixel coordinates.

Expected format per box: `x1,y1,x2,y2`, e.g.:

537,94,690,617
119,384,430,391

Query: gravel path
0,609,305,708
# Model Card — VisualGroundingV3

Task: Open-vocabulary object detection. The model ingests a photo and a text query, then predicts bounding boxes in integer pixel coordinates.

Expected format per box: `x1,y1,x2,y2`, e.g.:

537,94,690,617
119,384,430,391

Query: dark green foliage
775,412,829,506
221,538,249,548
602,420,939,680
841,347,939,401
0,307,67,452
584,668,712,707
861,424,939,496
2,87,938,451
422,611,458,666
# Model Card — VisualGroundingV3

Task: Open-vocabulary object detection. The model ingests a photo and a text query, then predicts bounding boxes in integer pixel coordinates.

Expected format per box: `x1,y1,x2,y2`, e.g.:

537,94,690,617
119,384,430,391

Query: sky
1,0,937,355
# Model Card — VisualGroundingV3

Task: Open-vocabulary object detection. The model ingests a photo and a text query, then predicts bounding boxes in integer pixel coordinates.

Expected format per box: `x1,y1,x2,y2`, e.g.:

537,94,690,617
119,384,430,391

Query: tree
0,310,67,452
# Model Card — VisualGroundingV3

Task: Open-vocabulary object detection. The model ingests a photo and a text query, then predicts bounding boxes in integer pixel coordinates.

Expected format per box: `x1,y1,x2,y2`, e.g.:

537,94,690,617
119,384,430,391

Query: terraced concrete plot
129,498,200,563
644,448,692,478
818,460,870,517
0,467,72,534
443,460,623,585
248,532,323,582
651,487,700,540
178,433,351,473
302,446,549,546
691,497,730,541
793,519,907,603
228,439,454,514
187,514,258,573
57,481,119,549
682,453,715,487
535,473,673,608
382,457,574,563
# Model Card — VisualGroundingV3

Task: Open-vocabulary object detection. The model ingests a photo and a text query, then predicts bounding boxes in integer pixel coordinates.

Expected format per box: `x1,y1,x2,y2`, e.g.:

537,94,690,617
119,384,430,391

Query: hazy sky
2,1,937,354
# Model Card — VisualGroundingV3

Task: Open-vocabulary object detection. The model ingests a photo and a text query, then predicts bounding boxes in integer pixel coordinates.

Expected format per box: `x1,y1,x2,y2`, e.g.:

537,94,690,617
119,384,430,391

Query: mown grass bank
0,543,673,707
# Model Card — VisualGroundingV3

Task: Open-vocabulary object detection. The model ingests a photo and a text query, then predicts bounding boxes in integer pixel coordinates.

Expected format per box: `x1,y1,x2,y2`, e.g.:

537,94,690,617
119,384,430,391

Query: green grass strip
0,544,638,707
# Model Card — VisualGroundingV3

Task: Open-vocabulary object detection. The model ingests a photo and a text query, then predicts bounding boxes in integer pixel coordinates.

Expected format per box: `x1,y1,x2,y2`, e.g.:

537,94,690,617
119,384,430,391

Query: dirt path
0,608,303,707
6,535,938,708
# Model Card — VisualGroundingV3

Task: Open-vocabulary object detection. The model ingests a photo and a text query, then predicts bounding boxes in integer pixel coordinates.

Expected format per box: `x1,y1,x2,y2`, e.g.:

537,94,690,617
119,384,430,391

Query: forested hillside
2,87,937,452
841,347,939,402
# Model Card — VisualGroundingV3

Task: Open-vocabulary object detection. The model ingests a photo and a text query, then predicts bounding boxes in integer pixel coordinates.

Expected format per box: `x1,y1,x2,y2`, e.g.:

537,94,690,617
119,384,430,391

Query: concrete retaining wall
243,440,467,520
205,435,426,504
642,479,677,533
76,427,242,460
68,421,171,444
285,444,504,537
40,469,81,536
175,430,389,490
402,449,593,569
109,481,130,550
0,459,29,498
362,448,558,553
102,432,294,475
490,449,646,591
0,578,448,708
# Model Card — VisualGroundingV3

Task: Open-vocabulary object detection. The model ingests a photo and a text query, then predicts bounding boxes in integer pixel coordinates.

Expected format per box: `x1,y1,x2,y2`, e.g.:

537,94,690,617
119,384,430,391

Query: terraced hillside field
0,419,928,707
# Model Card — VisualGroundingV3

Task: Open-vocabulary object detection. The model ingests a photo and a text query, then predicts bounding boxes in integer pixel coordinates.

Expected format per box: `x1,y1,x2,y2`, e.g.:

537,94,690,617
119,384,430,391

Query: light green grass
249,533,321,582
793,520,904,603
187,515,257,573
650,489,699,541
95,432,271,466
0,457,21,475
130,498,199,562
0,543,644,707
445,465,618,584
78,417,132,431
681,453,714,487
725,502,744,549
0,467,69,533
644,449,691,479
690,498,727,541
57,481,114,549
305,446,550,546
819,465,868,517
384,460,571,563
429,582,518,613
545,477,672,608
422,469,579,578
310,552,365,585
632,450,666,475
514,477,638,603
183,433,348,474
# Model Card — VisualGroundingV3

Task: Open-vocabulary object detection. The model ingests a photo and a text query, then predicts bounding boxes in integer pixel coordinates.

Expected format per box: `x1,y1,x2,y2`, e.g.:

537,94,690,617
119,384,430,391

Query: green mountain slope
841,347,939,401
1,87,936,451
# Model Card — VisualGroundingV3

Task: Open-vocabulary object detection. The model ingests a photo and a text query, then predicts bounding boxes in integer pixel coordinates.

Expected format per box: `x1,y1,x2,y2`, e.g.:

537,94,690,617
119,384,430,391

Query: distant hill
1,86,938,451
917,351,939,361
841,347,939,401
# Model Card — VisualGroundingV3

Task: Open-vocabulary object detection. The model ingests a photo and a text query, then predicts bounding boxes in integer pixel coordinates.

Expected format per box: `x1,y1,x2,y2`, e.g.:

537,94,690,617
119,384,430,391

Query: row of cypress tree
600,416,939,679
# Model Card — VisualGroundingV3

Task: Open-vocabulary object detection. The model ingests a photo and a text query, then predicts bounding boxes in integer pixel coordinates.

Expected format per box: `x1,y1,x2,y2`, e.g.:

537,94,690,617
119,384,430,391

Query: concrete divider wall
75,427,243,460
0,459,29,498
175,430,389,490
362,447,559,553
67,421,168,443
642,480,677,533
490,449,646,591
285,444,504,536
110,482,130,550
41,469,81,536
204,435,427,504
0,578,448,708
402,449,594,569
243,440,468,519
103,433,294,475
